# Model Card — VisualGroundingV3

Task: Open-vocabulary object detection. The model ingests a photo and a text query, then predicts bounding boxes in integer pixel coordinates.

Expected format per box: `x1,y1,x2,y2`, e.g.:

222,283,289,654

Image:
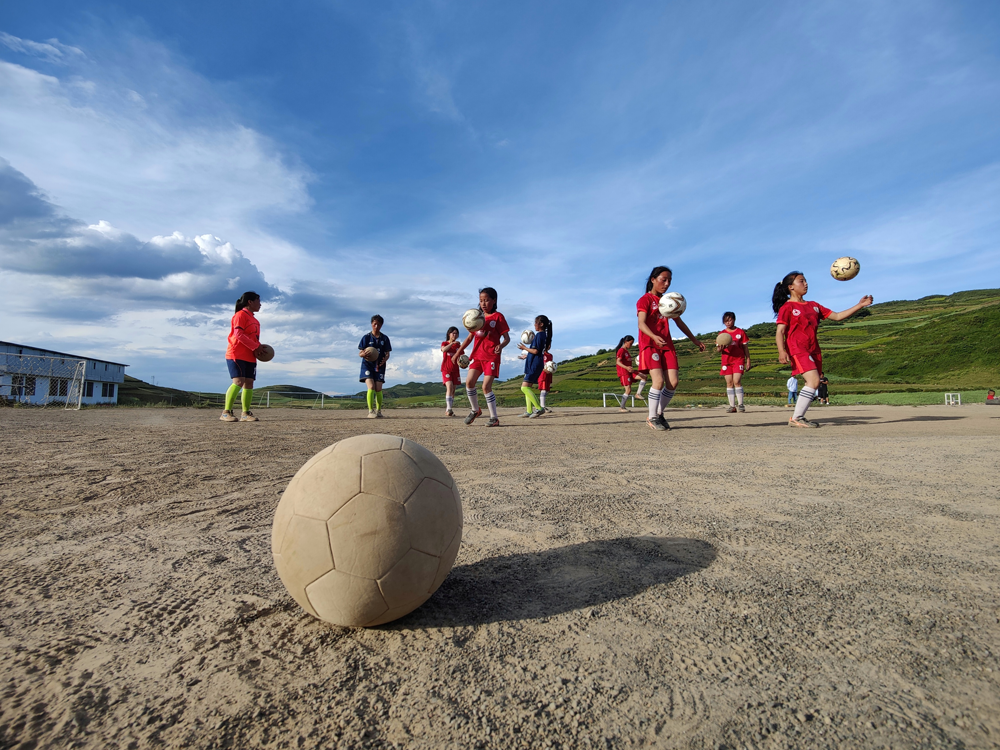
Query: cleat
789,416,819,428
737,404,746,412
446,409,455,417
726,406,738,413
543,406,553,413
618,407,629,413
376,410,384,418
486,417,501,427
240,411,259,422
646,417,667,431
657,414,671,430
367,409,377,418
219,410,238,422
520,411,532,418
464,409,482,425
528,409,543,419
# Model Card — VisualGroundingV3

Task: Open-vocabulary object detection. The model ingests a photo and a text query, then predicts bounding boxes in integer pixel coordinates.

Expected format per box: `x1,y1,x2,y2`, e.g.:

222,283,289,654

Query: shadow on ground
398,536,716,628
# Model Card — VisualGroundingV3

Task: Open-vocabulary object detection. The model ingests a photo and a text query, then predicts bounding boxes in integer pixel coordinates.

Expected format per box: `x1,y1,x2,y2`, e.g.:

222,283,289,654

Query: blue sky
1,1,998,393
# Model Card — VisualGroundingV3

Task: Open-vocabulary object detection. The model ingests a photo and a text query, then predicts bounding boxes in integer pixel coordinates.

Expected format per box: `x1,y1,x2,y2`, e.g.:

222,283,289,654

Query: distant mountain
353,381,448,399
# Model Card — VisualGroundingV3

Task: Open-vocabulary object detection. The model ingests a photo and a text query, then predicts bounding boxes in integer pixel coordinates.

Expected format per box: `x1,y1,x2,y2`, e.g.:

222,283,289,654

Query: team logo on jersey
813,306,820,313
652,353,660,361
722,365,728,371
792,309,801,316
489,320,496,328
364,370,370,376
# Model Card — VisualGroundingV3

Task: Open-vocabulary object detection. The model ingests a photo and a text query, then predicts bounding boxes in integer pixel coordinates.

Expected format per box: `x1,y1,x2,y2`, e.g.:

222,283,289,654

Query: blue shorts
523,365,542,385
227,359,257,380
360,362,386,384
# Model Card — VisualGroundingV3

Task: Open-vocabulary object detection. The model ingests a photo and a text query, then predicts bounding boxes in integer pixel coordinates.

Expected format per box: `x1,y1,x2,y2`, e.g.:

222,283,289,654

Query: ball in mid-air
362,346,379,362
831,256,860,281
272,434,463,627
462,308,485,332
543,360,557,374
256,344,275,362
457,354,470,369
715,332,732,349
659,292,686,318
520,329,533,347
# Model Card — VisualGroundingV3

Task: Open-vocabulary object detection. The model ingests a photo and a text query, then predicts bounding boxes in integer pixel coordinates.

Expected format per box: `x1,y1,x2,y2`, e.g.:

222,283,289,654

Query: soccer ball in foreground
520,329,533,346
362,346,379,362
831,256,860,281
659,292,686,318
715,332,732,349
462,308,485,332
543,360,557,374
256,344,275,362
272,434,463,627
457,354,470,369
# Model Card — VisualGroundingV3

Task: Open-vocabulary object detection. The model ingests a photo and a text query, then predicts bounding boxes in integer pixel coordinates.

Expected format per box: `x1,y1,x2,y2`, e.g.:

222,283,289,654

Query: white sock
467,387,479,412
647,388,661,420
539,390,547,408
726,388,736,406
659,388,674,415
636,379,646,398
446,395,454,411
622,391,630,406
735,386,744,406
485,391,498,419
793,387,817,420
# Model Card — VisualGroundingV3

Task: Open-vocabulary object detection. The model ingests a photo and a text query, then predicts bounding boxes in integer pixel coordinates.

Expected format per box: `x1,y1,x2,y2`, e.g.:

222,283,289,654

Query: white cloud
0,32,85,64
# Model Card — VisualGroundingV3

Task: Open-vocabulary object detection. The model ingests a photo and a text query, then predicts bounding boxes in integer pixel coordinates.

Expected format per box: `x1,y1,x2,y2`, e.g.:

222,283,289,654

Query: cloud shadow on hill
394,536,716,628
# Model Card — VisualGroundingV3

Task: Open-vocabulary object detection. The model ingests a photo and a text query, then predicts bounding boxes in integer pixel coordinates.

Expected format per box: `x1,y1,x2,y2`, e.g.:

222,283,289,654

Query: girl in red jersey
441,326,462,417
773,271,872,427
221,291,267,423
537,349,554,412
614,335,639,412
637,266,706,431
453,287,510,427
718,312,751,413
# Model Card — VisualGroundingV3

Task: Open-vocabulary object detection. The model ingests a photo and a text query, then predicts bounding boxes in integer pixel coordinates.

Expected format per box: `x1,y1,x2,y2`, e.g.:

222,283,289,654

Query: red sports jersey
441,341,461,372
226,309,260,361
470,311,509,362
777,300,831,356
719,327,747,365
537,351,553,390
616,346,634,380
636,293,674,352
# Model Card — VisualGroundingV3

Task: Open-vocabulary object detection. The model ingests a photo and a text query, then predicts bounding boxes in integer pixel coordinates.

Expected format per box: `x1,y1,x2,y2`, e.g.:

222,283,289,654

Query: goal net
0,354,87,410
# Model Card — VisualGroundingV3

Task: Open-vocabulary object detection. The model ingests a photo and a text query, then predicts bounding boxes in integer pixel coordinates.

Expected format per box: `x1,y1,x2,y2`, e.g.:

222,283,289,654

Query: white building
0,341,128,406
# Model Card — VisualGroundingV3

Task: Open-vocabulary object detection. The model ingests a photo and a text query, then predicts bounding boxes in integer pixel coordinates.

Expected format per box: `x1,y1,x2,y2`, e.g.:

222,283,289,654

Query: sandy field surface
1,403,998,749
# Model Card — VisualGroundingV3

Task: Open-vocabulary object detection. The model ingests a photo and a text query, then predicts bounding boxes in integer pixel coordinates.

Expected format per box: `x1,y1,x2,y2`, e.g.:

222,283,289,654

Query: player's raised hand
859,295,874,307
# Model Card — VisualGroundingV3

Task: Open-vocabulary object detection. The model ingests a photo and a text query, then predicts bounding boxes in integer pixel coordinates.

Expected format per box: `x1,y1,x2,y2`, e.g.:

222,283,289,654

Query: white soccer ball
272,434,463,627
520,329,534,347
659,292,686,318
543,360,557,374
462,308,485,332
830,256,860,281
457,354,470,369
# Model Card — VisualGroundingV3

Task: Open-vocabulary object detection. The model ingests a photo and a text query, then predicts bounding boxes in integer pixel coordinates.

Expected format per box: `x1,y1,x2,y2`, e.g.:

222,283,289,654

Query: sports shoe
737,404,746,412
646,417,667,431
789,416,819,428
529,409,543,419
618,407,629,413
376,410,384,418
220,410,238,422
657,414,671,430
446,409,455,417
520,411,532,418
543,407,553,413
240,411,259,422
367,409,377,418
464,409,482,425
486,417,501,427
726,406,738,413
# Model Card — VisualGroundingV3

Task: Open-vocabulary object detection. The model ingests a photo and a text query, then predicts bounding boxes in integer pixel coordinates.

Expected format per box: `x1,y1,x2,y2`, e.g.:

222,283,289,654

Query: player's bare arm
453,333,474,363
675,318,707,352
776,323,791,364
494,332,510,355
637,311,667,349
826,295,875,322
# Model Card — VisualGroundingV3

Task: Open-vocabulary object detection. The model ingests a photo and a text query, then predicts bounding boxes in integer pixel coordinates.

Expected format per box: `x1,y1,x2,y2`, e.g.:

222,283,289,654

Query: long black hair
722,311,736,325
772,272,802,316
446,326,459,339
645,266,672,294
614,335,635,352
535,314,552,352
235,291,260,312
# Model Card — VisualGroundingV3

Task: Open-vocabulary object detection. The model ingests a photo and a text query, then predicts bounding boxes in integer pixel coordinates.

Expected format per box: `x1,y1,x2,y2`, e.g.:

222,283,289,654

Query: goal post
0,353,87,410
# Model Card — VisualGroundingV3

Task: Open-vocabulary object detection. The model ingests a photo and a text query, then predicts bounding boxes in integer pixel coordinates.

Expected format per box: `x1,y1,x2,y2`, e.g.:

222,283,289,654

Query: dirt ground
1,403,998,749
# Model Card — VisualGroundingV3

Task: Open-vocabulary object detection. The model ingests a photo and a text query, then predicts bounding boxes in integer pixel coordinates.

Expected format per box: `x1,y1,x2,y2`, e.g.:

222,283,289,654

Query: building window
49,378,69,397
85,382,94,397
101,382,116,398
12,375,36,396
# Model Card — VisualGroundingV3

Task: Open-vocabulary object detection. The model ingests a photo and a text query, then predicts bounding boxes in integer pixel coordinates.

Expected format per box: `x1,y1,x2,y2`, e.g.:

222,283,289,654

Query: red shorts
720,359,745,376
469,357,501,377
638,347,678,372
441,366,460,385
619,372,639,387
537,372,552,390
790,349,822,377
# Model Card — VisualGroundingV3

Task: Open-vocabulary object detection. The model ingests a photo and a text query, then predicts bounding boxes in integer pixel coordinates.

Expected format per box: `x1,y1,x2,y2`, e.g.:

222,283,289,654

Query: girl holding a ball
773,271,872,427
441,326,462,417
614,335,640,412
453,287,510,427
221,291,267,423
717,312,751,413
516,315,552,418
637,266,706,431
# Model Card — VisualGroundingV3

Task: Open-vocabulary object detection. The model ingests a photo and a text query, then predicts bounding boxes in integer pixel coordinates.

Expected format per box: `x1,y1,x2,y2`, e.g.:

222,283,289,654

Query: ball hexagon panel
274,514,333,617
287,449,362,520
334,433,402,457
401,439,454,489
306,569,388,627
361,450,423,504
377,548,440,609
327,493,410,579
405,478,462,556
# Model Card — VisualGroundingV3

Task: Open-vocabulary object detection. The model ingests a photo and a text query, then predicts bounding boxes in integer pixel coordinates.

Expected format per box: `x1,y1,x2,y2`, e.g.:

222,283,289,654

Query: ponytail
535,314,552,353
614,335,635,353
235,291,260,312
645,266,672,294
772,272,801,317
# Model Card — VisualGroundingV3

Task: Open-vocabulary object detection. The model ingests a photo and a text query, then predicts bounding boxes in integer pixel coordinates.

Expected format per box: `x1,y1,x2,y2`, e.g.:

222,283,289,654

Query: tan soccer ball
457,354,470,369
462,308,485,332
362,346,379,362
715,332,732,349
831,256,860,281
272,434,463,627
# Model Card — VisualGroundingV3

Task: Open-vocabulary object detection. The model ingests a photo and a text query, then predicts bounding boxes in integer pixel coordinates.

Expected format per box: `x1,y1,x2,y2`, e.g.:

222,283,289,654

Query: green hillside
493,288,999,407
